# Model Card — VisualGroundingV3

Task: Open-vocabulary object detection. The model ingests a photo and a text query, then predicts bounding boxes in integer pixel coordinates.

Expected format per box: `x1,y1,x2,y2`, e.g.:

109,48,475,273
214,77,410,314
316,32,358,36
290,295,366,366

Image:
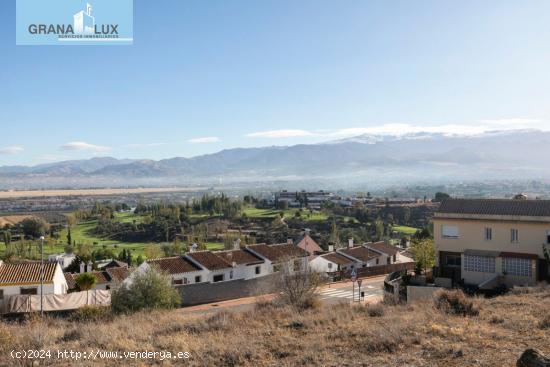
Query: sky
1,0,550,166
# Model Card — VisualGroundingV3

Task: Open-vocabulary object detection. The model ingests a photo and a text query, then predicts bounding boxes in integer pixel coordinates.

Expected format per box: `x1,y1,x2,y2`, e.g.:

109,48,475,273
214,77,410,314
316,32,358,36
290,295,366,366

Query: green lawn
392,225,419,235
243,207,329,221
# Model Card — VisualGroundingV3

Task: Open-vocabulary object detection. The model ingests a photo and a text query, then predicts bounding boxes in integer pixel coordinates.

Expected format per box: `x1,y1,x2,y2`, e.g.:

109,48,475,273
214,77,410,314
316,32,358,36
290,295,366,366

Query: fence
1,290,110,314
329,262,415,280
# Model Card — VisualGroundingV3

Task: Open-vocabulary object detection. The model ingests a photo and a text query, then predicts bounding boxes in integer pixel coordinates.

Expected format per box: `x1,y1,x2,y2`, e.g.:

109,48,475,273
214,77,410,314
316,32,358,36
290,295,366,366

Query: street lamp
40,235,45,318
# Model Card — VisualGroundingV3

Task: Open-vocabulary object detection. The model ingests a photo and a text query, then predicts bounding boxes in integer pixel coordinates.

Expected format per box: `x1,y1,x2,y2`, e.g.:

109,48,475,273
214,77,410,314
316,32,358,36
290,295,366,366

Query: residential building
309,252,354,273
338,246,384,268
185,251,235,283
434,198,550,288
140,256,206,286
214,249,268,280
364,241,411,264
65,267,132,291
246,243,309,272
48,253,76,269
0,261,68,310
293,233,323,256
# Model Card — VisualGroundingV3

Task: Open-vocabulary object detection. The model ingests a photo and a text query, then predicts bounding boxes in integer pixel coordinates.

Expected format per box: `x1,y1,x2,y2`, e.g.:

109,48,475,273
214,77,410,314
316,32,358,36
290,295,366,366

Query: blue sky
1,0,550,165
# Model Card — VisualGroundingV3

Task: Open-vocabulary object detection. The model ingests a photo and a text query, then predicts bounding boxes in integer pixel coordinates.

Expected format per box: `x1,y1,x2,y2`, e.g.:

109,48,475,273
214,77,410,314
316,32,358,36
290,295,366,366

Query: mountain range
1,130,549,189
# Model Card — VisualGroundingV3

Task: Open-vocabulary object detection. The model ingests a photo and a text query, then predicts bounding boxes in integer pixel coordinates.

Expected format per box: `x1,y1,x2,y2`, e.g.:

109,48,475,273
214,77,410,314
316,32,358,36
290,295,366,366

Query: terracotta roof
247,243,308,263
321,252,354,265
437,198,550,217
89,271,110,284
101,260,128,269
147,257,201,274
64,272,76,289
338,246,380,263
186,251,232,270
215,249,264,266
365,241,399,256
0,262,58,284
105,267,132,282
294,234,323,255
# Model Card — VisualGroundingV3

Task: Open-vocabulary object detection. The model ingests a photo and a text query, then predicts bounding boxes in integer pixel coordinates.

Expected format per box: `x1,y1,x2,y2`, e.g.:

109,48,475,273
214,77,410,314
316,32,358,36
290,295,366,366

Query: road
180,276,386,315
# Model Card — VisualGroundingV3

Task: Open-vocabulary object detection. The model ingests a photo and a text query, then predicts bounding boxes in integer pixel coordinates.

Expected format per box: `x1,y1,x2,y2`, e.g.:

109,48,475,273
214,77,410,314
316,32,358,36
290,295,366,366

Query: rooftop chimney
328,245,334,252
87,261,93,273
79,261,85,274
233,238,241,250
287,238,293,245
348,238,354,249
190,243,198,253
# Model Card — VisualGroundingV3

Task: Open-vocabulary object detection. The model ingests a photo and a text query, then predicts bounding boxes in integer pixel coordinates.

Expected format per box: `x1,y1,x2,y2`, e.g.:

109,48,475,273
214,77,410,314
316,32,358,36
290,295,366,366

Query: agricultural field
242,207,329,221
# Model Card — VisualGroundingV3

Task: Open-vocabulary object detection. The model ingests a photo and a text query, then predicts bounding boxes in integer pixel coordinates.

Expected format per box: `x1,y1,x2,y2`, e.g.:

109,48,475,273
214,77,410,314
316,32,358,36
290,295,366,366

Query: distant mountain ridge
1,130,550,187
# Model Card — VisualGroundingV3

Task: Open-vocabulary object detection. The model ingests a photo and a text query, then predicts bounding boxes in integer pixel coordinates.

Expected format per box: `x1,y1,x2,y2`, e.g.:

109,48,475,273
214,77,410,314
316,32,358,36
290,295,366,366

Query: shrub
276,259,322,311
69,306,113,323
538,315,550,330
434,289,479,316
366,303,385,317
75,273,97,291
111,266,180,314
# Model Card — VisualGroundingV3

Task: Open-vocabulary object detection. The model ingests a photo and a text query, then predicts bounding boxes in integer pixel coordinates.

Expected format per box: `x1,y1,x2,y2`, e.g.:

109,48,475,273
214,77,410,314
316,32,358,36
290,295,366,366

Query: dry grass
0,215,35,227
0,286,549,366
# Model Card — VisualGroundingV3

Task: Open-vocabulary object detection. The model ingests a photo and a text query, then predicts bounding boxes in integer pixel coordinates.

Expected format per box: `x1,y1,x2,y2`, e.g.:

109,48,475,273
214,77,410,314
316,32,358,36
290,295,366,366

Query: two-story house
434,198,550,288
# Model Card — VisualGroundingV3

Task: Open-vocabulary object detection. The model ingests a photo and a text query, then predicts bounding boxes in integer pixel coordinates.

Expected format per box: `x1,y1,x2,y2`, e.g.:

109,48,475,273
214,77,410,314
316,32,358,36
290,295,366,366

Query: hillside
1,286,549,366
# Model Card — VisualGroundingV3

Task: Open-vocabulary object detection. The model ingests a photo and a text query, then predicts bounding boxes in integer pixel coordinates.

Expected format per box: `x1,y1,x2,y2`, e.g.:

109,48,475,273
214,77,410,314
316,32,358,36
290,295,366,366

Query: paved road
318,279,384,304
180,276,386,315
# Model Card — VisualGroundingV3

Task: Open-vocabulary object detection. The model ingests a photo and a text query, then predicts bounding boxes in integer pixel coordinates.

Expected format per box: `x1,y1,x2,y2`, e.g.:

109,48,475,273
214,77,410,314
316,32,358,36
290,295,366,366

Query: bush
69,306,113,323
111,266,180,314
434,289,479,317
366,303,385,317
538,315,550,330
276,259,322,312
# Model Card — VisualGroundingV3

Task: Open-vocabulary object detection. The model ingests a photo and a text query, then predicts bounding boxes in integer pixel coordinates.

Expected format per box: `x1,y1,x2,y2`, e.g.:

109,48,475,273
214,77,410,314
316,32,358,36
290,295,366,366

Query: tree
20,218,48,239
329,219,341,249
433,192,450,202
410,238,435,274
111,266,180,313
67,227,72,246
136,255,145,265
276,258,322,311
75,273,97,291
145,244,163,259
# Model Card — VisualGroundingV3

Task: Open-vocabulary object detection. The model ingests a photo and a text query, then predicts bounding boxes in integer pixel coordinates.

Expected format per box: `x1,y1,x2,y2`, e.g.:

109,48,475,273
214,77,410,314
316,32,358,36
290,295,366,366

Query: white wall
309,257,338,273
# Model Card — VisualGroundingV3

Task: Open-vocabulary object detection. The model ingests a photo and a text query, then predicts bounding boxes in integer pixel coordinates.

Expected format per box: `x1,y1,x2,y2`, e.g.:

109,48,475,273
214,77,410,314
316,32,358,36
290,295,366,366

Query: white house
363,241,412,264
214,249,268,280
309,252,355,273
0,260,68,310
246,243,309,273
185,251,235,283
138,256,207,286
48,253,76,269
337,245,385,268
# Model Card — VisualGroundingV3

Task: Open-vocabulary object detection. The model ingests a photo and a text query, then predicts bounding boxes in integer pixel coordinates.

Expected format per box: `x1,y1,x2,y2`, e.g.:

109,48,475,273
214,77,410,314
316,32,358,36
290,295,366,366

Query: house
48,253,76,269
185,251,235,283
65,267,132,291
0,260,68,310
98,260,128,270
434,198,550,288
293,233,323,256
140,256,206,286
338,246,384,268
309,252,354,273
246,243,309,272
364,241,411,264
214,249,268,280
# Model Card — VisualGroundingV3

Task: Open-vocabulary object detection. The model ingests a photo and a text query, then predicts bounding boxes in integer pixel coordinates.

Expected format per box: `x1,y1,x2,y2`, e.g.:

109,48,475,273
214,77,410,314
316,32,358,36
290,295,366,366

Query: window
0,290,3,300
464,255,495,273
20,287,38,295
255,266,261,275
195,275,202,283
503,257,532,277
442,225,459,238
484,227,492,241
511,229,519,243
184,277,189,285
106,285,111,290
229,270,233,280
376,259,379,265
213,274,224,282
327,263,333,270
444,254,461,267
393,255,397,262
386,257,391,265
173,279,183,285
547,230,550,244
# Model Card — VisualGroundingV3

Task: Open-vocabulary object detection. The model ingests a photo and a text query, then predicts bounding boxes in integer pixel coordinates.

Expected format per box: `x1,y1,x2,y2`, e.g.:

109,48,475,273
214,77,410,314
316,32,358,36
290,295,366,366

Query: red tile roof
321,252,354,265
186,251,232,270
339,247,380,263
294,234,323,255
438,198,550,217
365,241,399,256
247,243,308,263
0,262,58,285
215,249,264,266
147,257,201,274
105,267,132,282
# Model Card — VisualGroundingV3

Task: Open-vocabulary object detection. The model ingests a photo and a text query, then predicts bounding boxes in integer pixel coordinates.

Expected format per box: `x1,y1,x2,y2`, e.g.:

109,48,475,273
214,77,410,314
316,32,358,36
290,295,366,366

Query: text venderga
28,24,119,35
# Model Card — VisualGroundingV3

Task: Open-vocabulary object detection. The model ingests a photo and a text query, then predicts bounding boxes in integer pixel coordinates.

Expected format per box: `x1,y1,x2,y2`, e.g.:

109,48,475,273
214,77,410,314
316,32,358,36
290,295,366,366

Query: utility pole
40,236,44,318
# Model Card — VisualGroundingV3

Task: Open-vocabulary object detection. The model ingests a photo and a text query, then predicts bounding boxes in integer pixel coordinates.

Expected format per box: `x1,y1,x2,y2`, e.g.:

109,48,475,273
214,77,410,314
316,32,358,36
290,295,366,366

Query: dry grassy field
0,187,204,199
1,286,549,366
0,215,34,227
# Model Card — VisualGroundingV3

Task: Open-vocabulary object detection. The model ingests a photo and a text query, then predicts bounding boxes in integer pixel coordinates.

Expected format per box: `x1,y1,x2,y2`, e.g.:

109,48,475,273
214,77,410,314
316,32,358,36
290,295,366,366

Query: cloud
60,141,111,152
188,137,220,143
0,146,24,155
245,129,314,138
246,118,549,140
